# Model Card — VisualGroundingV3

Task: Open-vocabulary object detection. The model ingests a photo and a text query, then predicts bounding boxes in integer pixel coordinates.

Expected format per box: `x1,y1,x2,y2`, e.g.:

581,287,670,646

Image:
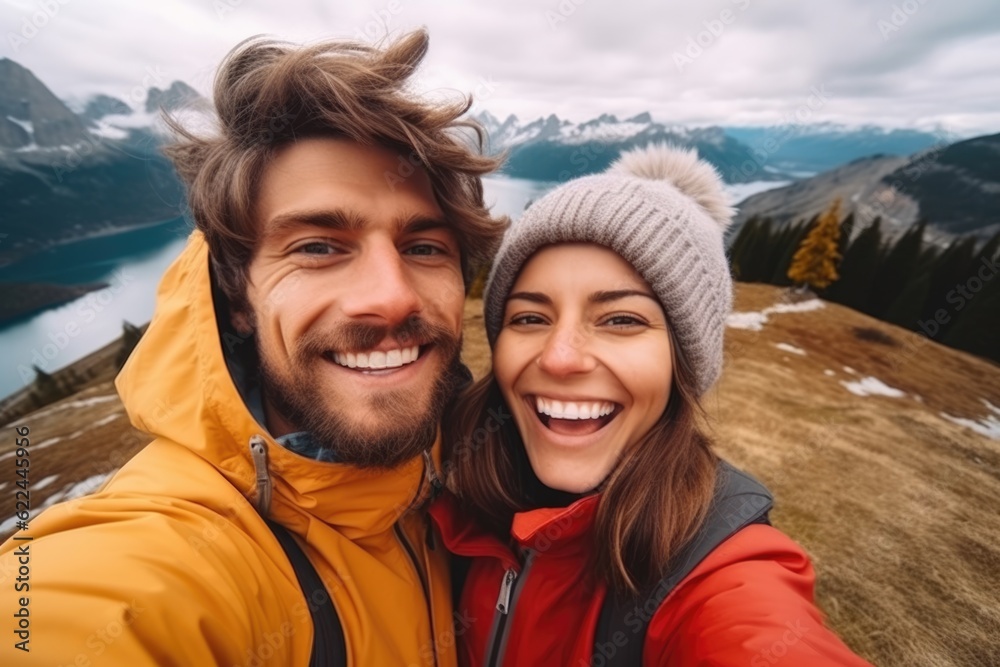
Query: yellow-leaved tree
787,198,843,291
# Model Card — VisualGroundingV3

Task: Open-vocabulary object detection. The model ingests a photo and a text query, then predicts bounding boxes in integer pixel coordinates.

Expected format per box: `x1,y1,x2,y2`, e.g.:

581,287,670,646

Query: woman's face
494,243,673,494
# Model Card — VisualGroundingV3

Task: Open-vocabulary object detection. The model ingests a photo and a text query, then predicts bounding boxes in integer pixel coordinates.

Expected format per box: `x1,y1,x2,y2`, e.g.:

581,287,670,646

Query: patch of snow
43,472,113,505
726,299,825,332
33,475,60,491
824,369,835,376
727,180,790,205
840,376,905,398
32,437,63,452
506,125,542,146
768,300,826,315
982,399,1000,417
92,413,121,428
0,471,114,535
0,516,23,535
6,116,34,136
18,394,118,422
940,412,1000,441
775,343,806,356
89,121,129,140
843,366,857,375
726,311,770,331
913,395,924,402
0,436,62,463
560,121,648,144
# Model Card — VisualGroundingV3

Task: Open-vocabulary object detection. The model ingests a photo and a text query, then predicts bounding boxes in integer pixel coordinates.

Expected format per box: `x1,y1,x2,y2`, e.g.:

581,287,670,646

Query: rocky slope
730,134,1000,243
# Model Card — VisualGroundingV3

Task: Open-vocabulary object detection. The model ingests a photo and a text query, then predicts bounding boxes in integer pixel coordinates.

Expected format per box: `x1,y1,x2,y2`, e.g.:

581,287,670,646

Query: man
0,29,506,665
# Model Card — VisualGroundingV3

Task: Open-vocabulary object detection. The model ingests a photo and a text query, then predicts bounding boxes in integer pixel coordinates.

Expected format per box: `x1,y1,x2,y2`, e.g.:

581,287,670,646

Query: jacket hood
115,231,436,539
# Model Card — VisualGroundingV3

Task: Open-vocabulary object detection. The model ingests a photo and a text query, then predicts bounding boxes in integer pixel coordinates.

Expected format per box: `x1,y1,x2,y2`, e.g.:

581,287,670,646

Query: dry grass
3,283,999,666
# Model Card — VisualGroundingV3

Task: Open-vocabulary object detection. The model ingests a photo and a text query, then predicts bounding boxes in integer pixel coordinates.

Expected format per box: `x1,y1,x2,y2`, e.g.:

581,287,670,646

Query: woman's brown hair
161,29,507,312
446,340,718,596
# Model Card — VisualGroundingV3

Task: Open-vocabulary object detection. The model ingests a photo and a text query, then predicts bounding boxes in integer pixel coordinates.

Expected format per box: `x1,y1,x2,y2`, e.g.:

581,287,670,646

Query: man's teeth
331,345,420,370
535,397,615,420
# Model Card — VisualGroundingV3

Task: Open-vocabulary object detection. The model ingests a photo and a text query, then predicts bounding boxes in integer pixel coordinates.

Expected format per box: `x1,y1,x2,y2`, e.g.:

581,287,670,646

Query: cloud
1,0,998,135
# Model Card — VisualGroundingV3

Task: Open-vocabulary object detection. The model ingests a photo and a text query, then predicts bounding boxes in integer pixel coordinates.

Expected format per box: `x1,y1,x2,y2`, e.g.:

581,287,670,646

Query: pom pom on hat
608,143,735,230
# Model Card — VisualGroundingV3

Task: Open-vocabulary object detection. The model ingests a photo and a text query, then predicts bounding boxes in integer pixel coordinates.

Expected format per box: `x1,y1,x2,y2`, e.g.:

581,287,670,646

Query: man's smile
327,344,423,370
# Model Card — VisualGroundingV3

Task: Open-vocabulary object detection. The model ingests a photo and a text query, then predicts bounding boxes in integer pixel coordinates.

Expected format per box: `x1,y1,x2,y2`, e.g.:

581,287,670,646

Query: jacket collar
115,231,436,539
431,490,600,562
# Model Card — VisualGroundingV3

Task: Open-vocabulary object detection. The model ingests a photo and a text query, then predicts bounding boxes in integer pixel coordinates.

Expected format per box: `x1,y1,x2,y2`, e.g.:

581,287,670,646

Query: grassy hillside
2,283,998,666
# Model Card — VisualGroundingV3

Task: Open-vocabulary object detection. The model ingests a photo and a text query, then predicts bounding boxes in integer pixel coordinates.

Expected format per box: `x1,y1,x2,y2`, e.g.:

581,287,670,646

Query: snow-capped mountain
471,110,768,184
0,59,197,267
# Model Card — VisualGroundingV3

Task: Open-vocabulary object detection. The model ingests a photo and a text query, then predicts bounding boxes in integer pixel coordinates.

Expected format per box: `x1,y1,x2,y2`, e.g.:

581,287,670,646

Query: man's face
238,136,466,468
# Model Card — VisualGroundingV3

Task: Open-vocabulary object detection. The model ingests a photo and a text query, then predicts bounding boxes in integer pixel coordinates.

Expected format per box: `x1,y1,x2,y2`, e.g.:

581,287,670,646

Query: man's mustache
297,315,459,356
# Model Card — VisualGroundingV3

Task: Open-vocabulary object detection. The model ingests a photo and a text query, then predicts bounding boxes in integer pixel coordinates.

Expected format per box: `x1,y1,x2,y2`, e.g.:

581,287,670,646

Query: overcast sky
3,0,999,137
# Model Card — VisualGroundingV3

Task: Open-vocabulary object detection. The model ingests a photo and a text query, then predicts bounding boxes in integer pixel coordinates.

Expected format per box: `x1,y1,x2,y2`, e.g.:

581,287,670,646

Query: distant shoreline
0,281,109,328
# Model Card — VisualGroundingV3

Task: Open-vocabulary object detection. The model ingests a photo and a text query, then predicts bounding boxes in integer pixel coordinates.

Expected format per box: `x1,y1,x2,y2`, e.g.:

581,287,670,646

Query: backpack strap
266,519,348,667
593,460,773,666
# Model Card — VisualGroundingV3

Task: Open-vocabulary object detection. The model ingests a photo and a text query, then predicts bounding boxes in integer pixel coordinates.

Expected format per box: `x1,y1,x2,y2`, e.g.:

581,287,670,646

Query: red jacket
430,491,873,667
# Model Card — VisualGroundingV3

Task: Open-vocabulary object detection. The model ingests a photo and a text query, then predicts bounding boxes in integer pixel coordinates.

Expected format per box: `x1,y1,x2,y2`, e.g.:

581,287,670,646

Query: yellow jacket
0,232,456,666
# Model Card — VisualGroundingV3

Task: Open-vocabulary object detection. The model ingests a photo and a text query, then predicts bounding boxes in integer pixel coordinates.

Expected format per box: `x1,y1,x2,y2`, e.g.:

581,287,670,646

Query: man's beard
257,315,465,469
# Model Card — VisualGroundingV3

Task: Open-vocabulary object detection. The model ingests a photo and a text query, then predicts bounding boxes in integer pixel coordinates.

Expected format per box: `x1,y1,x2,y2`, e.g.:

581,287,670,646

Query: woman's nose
536,324,597,376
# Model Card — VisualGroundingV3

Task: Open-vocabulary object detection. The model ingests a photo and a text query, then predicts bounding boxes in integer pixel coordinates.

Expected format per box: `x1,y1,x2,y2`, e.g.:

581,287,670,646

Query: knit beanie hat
483,143,735,396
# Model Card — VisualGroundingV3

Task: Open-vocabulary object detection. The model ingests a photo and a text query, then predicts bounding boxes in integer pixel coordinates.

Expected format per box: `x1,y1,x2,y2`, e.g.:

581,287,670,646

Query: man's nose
536,323,597,377
339,239,422,325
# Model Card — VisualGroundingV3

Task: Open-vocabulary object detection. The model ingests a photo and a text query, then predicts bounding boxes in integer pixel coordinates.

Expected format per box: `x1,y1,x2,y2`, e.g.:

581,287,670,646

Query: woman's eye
604,315,644,327
508,314,545,326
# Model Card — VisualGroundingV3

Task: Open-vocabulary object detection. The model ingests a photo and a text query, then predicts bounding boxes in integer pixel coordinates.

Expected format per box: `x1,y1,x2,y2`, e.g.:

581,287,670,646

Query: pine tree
837,212,856,261
978,230,1000,264
920,236,978,338
770,219,814,287
787,199,842,291
869,219,927,318
825,217,884,312
884,273,931,330
738,217,775,283
943,276,1000,363
727,216,760,281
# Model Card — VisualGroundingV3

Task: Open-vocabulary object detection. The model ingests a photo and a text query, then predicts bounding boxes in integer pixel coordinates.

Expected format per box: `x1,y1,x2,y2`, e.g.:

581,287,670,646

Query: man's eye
405,244,444,256
297,242,336,255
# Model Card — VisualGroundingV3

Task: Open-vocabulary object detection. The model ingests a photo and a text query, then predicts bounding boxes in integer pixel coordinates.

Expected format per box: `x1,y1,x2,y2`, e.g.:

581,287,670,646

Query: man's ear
231,310,254,336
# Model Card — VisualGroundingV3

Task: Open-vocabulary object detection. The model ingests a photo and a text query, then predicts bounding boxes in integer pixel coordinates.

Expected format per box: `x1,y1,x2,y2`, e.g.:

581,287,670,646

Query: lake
0,176,782,400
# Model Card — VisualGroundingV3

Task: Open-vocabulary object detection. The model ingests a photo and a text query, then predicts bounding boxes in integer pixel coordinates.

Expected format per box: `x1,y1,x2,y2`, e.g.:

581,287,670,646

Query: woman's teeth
535,397,615,420
331,345,420,370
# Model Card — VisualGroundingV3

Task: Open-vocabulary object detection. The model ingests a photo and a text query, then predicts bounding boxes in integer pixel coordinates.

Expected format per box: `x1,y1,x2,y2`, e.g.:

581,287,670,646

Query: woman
430,144,873,666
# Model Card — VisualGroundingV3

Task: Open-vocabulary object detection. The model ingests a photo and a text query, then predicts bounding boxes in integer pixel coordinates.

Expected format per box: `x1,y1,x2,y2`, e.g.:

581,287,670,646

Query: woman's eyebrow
589,289,658,304
506,289,657,305
507,291,551,305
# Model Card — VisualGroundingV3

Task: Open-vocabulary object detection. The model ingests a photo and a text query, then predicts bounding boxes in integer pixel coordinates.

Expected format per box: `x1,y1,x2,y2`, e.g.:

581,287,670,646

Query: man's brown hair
162,29,507,312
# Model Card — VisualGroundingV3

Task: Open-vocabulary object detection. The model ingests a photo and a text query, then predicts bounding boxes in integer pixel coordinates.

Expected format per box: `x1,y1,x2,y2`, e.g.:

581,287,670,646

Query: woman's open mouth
530,395,622,437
